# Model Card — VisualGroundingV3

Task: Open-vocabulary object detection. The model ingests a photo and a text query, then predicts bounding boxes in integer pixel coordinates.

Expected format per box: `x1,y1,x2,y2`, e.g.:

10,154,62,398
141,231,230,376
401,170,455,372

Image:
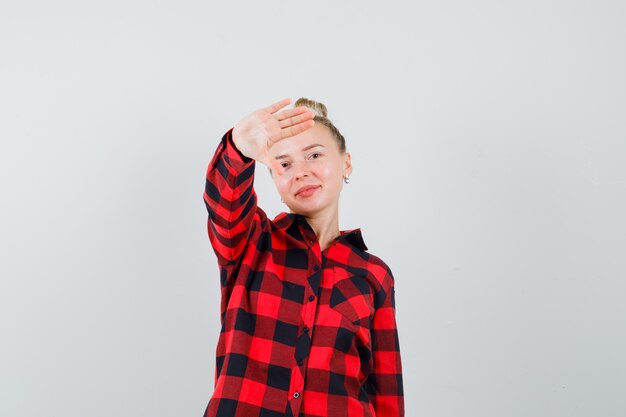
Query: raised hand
231,98,315,166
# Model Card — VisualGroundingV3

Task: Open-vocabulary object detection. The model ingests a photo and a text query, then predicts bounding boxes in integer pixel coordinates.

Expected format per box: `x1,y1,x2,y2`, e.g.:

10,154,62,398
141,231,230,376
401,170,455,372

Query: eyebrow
274,144,325,160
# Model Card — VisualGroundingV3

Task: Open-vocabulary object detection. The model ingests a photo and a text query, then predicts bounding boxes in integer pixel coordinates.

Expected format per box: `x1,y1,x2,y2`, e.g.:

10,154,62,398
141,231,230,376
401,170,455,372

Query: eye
280,162,290,169
310,152,322,159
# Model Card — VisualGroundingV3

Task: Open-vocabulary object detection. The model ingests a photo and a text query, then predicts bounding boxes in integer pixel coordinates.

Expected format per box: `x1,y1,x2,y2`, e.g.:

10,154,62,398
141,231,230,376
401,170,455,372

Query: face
268,123,352,217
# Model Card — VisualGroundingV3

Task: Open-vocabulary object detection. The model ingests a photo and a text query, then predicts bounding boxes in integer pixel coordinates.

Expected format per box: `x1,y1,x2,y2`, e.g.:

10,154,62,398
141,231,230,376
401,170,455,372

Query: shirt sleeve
366,280,405,417
203,127,260,272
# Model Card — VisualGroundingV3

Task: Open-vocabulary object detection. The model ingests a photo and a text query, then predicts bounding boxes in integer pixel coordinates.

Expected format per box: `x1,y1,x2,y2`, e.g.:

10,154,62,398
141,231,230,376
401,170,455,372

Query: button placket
293,271,319,392
290,227,322,404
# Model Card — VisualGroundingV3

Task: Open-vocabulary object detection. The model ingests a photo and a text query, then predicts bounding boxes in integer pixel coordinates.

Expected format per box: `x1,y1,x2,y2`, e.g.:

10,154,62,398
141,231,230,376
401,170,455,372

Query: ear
343,152,352,177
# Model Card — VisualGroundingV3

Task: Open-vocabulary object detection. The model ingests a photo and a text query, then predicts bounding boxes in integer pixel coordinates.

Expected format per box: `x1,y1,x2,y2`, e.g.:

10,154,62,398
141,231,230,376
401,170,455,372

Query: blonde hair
294,97,347,153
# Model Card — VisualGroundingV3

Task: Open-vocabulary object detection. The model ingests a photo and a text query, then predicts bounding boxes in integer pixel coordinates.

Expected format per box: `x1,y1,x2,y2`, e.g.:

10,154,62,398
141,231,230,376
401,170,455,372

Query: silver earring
343,175,350,184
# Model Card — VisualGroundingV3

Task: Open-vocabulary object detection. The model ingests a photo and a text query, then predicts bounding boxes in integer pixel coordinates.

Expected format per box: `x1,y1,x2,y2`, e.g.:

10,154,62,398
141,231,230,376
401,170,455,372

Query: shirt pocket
330,267,375,326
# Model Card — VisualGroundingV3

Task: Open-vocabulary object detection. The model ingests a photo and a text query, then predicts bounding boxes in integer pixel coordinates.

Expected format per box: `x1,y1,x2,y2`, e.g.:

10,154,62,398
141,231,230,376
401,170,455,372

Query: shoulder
343,247,396,310
333,230,395,292
362,251,395,291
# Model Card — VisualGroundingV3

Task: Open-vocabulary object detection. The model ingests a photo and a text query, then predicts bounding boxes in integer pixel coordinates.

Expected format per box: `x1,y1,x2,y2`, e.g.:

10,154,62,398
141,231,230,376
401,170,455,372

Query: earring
343,175,350,184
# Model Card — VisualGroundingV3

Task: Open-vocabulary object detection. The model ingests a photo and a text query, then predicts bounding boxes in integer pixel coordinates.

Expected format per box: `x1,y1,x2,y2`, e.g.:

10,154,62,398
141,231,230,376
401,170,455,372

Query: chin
287,205,309,216
288,202,324,217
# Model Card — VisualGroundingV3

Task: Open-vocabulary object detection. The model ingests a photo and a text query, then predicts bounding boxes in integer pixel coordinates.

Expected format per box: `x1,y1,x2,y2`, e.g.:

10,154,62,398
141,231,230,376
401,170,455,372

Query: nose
295,171,309,181
293,161,309,181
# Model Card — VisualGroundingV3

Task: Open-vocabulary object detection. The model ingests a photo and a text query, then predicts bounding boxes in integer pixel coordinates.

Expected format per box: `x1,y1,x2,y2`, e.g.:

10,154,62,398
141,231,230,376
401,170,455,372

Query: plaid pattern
202,128,404,417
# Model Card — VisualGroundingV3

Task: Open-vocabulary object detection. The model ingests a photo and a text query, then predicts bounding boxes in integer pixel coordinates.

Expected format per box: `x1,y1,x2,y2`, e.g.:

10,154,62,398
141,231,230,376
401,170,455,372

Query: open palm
232,98,315,166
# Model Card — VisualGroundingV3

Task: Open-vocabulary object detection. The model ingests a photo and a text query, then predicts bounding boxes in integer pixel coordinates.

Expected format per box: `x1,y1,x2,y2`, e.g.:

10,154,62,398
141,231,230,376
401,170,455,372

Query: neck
302,206,340,252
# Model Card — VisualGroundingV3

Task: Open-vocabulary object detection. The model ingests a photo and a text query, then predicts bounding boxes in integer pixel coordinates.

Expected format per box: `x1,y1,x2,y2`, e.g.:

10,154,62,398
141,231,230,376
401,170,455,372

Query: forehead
268,123,337,156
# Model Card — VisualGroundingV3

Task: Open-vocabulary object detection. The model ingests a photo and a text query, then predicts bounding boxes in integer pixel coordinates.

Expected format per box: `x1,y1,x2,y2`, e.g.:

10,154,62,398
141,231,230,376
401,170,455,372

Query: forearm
203,127,259,265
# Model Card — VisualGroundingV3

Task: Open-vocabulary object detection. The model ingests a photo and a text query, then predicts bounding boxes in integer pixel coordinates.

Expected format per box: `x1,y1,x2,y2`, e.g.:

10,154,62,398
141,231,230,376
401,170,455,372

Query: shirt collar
273,212,368,251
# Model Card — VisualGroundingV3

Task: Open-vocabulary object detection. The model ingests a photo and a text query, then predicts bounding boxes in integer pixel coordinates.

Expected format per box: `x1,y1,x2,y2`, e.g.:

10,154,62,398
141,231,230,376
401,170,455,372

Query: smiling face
268,123,352,218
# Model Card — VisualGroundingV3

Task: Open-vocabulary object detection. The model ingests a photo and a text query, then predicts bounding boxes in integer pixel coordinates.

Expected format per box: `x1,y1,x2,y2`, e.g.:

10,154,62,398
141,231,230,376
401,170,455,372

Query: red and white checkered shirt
202,128,404,417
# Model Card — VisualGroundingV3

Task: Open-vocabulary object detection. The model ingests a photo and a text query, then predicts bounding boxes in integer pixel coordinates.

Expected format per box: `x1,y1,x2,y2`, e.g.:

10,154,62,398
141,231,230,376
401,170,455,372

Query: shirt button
313,265,320,271
297,360,303,366
303,327,309,333
293,391,300,399
308,295,315,302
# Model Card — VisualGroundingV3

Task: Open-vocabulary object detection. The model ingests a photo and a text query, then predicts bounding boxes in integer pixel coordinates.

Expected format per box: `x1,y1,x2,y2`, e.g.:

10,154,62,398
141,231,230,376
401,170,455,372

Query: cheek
318,163,342,183
273,176,291,195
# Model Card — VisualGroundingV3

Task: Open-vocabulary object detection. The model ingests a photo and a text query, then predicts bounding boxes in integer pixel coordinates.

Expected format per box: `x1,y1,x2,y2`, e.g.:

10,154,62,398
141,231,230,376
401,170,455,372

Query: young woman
202,98,404,417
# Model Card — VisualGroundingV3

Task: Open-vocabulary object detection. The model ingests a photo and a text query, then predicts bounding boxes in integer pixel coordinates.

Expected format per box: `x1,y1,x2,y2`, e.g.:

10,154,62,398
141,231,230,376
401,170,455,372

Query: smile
295,185,320,198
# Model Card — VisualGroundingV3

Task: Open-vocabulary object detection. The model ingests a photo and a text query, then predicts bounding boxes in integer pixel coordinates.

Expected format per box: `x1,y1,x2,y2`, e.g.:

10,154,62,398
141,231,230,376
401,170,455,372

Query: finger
275,105,311,122
264,98,291,114
278,109,315,129
280,119,315,140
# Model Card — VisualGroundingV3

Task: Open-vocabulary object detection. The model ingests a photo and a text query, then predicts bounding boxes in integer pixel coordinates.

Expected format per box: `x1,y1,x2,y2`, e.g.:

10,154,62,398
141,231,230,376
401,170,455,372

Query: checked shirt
202,128,404,417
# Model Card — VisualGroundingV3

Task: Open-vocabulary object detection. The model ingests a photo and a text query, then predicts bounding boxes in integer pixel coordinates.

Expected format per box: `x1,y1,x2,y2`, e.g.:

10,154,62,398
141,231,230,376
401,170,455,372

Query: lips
295,185,320,197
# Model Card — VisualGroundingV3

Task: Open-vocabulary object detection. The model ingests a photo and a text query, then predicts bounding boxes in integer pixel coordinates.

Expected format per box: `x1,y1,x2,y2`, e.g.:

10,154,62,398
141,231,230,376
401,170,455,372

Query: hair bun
294,97,328,119
292,97,347,152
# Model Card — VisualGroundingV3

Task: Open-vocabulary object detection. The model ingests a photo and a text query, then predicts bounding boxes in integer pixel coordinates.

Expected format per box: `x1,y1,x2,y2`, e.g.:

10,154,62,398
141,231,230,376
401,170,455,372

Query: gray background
1,1,625,416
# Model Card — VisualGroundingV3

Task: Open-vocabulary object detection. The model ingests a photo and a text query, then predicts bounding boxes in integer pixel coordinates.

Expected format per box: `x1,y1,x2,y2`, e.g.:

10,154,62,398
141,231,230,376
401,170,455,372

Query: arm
202,98,315,283
203,127,259,268
366,279,405,417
